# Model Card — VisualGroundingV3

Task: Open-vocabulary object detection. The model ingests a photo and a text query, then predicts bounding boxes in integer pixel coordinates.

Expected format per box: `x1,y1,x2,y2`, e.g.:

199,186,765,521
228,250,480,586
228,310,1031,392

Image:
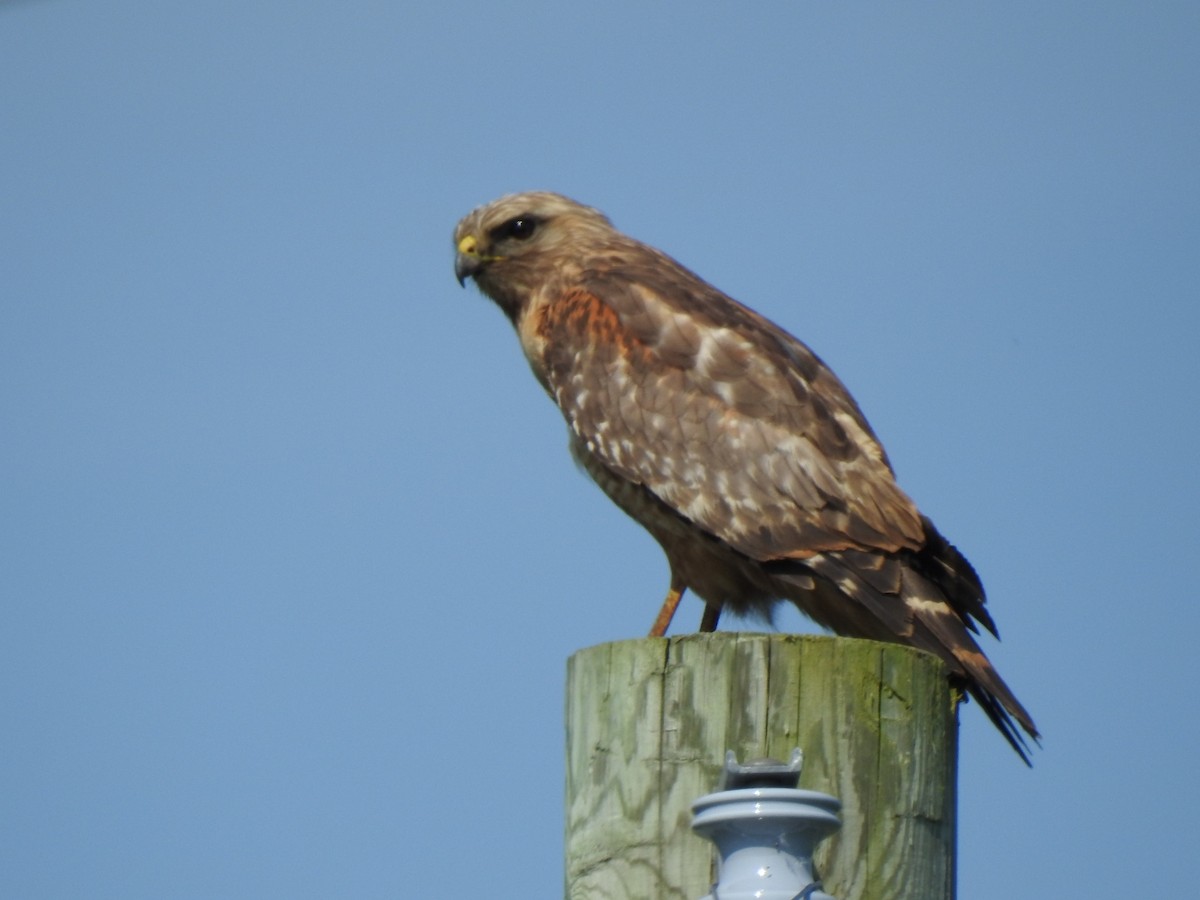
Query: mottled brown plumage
453,191,1038,761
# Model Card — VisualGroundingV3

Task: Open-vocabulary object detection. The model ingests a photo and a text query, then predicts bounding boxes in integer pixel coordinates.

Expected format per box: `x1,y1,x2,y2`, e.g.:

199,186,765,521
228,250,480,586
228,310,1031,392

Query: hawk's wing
534,250,926,562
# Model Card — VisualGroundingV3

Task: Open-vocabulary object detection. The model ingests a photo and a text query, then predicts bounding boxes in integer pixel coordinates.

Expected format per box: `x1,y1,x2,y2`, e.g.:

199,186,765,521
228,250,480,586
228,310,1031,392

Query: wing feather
535,252,924,562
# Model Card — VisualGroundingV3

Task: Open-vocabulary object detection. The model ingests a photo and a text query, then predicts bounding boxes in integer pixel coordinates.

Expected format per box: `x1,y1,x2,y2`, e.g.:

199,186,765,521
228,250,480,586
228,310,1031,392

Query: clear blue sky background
2,3,1196,897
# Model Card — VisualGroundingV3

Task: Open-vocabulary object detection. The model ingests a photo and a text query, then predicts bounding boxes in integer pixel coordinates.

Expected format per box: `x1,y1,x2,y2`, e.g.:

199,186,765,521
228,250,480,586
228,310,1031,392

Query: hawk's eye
500,217,538,241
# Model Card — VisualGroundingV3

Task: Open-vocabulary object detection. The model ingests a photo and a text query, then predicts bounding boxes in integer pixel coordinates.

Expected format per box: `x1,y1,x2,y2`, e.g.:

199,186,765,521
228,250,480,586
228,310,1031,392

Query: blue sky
2,2,1197,897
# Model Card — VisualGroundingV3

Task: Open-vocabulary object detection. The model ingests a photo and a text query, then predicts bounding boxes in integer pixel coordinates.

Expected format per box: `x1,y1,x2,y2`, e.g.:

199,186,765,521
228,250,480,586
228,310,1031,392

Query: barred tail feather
770,551,1039,764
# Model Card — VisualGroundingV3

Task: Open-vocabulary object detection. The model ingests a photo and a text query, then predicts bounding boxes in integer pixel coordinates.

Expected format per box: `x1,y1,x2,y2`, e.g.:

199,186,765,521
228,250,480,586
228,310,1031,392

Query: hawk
453,191,1038,761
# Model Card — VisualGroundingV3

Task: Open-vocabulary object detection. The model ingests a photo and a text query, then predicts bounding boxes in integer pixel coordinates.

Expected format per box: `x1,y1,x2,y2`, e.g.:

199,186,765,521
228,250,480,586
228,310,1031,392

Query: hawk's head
453,192,615,317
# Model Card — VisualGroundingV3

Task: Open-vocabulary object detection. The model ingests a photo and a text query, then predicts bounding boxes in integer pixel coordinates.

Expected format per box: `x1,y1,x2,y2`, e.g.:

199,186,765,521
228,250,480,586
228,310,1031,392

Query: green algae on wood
565,634,957,900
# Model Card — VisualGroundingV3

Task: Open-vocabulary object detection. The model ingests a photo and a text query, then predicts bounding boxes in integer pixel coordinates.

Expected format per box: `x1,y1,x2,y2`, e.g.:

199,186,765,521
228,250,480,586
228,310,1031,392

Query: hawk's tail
769,533,1039,764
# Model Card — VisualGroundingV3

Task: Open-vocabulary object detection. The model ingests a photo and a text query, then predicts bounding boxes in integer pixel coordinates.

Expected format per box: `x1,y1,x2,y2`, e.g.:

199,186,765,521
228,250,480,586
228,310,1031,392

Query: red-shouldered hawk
453,191,1038,761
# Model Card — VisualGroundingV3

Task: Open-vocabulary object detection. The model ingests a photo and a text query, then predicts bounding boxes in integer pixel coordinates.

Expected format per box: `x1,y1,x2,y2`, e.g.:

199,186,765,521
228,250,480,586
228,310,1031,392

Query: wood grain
565,634,957,900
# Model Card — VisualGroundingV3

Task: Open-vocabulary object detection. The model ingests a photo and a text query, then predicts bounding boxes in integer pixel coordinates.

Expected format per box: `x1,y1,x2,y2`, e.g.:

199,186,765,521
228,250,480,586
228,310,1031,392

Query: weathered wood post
565,633,957,900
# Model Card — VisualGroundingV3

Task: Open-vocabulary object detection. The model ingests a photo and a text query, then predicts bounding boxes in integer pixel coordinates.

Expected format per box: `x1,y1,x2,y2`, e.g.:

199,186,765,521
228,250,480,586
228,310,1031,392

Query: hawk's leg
648,575,687,637
699,602,721,632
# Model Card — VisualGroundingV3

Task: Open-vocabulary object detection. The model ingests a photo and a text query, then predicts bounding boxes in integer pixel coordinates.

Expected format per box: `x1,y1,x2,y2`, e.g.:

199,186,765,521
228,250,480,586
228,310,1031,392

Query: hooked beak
454,252,480,287
455,234,485,287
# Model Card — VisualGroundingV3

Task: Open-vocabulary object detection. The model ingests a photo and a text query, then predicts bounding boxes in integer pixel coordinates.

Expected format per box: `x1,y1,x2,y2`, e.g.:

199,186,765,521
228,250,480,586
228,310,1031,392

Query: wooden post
565,633,957,900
